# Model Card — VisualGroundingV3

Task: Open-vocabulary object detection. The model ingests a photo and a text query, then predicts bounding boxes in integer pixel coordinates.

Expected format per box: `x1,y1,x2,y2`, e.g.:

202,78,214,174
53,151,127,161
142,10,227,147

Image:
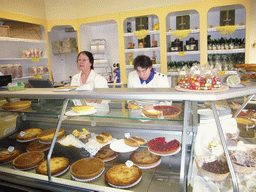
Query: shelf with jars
0,20,49,83
207,4,246,71
123,15,161,72
166,10,200,75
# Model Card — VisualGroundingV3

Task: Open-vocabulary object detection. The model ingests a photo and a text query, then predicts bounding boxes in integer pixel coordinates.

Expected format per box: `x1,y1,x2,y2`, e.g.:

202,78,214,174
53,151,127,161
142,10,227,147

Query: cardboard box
176,15,190,30
4,22,41,40
0,25,10,37
220,10,235,26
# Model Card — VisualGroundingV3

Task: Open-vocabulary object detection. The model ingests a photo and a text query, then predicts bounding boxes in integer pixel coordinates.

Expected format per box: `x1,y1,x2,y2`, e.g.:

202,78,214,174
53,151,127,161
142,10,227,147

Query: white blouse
70,70,109,108
70,70,109,88
127,70,170,88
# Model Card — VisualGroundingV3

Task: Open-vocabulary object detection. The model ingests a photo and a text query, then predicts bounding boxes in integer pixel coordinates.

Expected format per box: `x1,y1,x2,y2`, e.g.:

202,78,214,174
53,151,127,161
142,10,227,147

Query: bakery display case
0,83,256,192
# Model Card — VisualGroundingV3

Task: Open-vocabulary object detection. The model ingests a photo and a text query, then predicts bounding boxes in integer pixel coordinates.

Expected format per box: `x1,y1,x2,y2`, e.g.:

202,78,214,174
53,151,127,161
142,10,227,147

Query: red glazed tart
153,105,182,118
148,137,180,155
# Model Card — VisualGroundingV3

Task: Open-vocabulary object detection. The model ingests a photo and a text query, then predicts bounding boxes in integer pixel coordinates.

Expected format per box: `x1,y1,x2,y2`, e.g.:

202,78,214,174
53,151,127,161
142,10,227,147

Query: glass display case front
0,83,256,192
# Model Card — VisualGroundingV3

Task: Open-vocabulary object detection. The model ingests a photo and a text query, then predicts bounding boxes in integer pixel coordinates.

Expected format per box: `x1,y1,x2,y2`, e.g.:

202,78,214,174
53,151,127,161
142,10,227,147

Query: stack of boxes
51,38,77,55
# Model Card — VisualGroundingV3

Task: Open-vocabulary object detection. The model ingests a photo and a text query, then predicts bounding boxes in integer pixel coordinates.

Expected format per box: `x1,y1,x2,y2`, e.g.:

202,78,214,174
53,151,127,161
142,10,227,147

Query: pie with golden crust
0,148,21,163
36,157,70,176
1,101,31,111
37,128,66,143
130,148,161,167
12,151,44,170
70,157,104,179
25,140,50,152
94,145,118,162
142,109,162,119
16,128,43,141
105,164,142,186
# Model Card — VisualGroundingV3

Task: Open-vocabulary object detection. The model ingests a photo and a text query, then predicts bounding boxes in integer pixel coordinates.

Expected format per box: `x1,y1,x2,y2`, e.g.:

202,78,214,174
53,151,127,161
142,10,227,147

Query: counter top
1,82,256,101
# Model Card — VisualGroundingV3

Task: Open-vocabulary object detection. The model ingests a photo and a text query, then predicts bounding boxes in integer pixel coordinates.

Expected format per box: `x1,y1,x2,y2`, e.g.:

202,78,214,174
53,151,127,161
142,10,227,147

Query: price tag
125,160,134,168
125,133,130,138
8,146,14,152
8,83,18,87
179,52,185,56
219,71,226,76
20,131,25,137
33,75,42,79
31,57,40,62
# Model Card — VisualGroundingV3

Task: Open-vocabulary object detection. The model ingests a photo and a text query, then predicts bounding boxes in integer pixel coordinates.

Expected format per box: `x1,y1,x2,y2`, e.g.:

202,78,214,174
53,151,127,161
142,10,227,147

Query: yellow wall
0,0,255,83
44,0,204,20
0,0,46,19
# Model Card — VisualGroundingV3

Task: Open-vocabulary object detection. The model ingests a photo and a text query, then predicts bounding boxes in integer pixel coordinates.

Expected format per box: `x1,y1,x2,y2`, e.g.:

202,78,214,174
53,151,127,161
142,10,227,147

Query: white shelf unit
207,48,245,54
125,47,160,53
12,74,49,82
0,23,48,83
124,15,161,77
125,63,161,69
167,51,200,56
207,25,246,32
48,25,78,84
80,20,119,82
166,10,200,70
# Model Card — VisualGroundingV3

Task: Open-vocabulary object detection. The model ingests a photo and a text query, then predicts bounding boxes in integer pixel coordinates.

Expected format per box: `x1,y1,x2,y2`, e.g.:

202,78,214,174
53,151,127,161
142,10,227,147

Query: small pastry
131,136,147,145
96,135,108,143
72,130,81,138
124,138,139,147
101,132,112,140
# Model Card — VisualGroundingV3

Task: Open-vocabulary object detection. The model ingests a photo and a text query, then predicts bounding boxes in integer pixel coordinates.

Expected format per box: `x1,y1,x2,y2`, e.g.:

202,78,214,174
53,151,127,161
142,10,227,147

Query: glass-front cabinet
0,83,256,192
124,15,161,76
207,4,246,71
166,10,200,73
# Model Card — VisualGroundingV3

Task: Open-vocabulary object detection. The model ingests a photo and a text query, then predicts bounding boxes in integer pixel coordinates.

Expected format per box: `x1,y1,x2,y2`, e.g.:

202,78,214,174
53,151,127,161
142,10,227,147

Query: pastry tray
110,139,139,153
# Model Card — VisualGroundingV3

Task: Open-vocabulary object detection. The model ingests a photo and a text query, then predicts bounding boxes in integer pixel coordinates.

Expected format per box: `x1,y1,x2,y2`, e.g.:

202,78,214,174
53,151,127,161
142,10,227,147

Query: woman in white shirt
127,55,171,108
128,55,170,88
71,51,108,89
71,51,109,106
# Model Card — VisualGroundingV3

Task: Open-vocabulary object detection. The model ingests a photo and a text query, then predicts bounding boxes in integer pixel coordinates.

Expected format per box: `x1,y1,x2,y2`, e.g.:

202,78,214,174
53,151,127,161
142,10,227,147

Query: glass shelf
65,107,184,122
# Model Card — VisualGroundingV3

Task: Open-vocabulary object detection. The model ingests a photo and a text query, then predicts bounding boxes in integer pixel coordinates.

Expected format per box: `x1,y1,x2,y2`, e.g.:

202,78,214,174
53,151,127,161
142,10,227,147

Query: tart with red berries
148,137,181,155
153,105,182,119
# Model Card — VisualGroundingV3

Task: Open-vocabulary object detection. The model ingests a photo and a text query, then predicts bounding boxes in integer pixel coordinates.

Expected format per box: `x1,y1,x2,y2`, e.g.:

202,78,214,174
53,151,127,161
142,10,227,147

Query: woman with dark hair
127,55,171,109
71,51,109,105
127,55,169,88
70,51,108,89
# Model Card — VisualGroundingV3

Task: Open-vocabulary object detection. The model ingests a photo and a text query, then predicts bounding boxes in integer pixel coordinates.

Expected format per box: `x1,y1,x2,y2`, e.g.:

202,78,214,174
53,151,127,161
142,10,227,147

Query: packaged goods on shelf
51,41,62,55
28,66,48,76
0,64,22,79
0,25,10,37
21,49,43,58
167,61,199,71
3,22,41,40
51,38,77,55
62,38,77,48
